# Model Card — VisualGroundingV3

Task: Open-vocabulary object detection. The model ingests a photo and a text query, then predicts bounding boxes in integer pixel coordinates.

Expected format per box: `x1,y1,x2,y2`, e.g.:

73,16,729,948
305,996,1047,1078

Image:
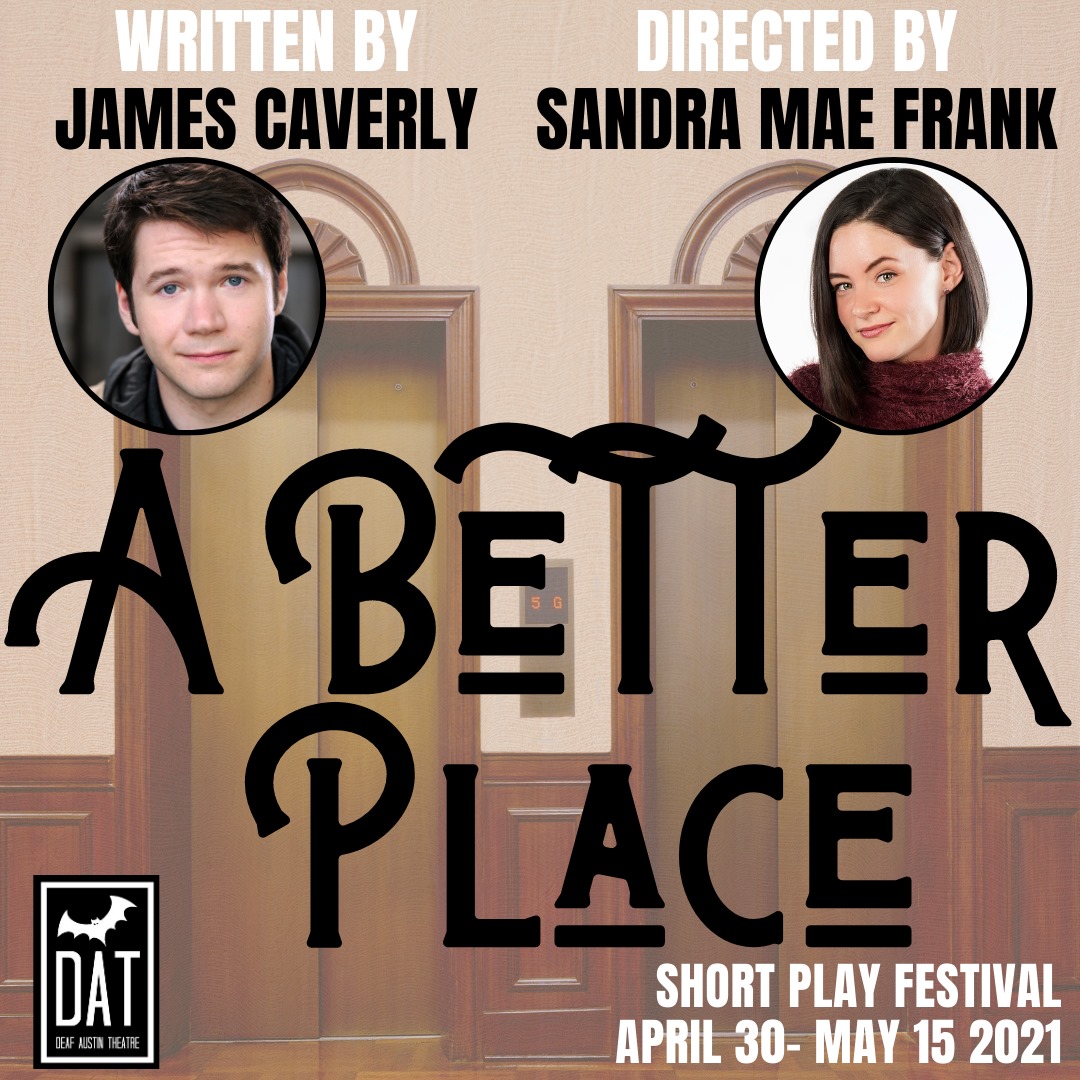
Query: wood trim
0,810,95,865
611,286,758,325
114,424,191,877
308,219,366,283
325,283,474,318
431,287,482,1056
906,413,982,960
114,423,192,1055
115,422,150,874
670,160,829,284
0,756,113,791
963,409,984,951
255,160,420,285
482,754,603,784
721,221,774,288
983,746,1080,781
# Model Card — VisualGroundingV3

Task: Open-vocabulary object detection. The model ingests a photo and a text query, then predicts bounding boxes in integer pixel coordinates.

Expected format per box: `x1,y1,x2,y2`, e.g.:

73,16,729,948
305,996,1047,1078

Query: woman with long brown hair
789,167,991,431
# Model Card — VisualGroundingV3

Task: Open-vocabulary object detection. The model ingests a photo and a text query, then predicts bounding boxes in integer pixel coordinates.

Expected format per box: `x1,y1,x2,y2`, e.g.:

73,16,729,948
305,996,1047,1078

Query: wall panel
0,757,114,1059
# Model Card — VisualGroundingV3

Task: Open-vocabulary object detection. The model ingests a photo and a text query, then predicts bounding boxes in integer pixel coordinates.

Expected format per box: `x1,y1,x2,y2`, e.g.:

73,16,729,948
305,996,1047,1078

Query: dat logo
34,877,158,1068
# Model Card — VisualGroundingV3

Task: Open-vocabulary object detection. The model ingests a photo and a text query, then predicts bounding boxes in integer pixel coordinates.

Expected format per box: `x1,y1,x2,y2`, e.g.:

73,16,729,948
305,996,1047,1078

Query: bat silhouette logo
56,896,136,945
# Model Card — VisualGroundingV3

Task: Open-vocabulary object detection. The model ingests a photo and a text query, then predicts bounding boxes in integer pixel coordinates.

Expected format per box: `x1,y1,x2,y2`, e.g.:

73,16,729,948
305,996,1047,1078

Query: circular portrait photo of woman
756,159,1031,434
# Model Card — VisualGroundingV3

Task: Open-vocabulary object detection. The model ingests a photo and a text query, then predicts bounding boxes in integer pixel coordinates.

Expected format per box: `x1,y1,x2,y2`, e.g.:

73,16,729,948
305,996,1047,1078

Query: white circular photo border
755,157,1032,434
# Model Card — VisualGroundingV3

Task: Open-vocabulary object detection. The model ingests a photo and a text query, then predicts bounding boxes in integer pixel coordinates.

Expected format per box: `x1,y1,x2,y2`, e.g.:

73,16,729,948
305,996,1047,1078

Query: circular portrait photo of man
51,158,325,435
756,158,1031,435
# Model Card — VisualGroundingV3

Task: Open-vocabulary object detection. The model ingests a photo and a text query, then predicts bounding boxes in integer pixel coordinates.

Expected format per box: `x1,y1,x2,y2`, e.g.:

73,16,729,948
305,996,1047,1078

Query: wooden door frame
116,283,480,1056
609,284,982,1005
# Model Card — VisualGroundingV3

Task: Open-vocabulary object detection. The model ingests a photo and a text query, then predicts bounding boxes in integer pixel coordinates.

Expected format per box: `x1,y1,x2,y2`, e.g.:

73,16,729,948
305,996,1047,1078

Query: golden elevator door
190,319,447,1039
646,319,780,1031
644,318,910,1035
316,320,446,1037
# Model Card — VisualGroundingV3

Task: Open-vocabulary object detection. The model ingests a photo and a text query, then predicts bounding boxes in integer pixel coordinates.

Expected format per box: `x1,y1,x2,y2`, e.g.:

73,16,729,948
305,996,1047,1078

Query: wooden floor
2,1036,1076,1079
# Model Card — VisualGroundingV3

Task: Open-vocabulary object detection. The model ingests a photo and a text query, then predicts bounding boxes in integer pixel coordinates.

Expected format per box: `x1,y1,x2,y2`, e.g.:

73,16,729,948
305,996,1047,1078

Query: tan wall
1,0,1076,753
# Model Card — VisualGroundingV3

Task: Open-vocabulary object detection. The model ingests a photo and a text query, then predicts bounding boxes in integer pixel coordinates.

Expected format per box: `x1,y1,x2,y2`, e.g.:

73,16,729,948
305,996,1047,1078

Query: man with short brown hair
101,162,310,432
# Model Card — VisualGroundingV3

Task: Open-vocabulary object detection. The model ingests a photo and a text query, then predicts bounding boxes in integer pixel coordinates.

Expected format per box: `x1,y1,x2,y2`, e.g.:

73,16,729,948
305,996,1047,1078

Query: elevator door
189,318,449,1039
644,318,911,1034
